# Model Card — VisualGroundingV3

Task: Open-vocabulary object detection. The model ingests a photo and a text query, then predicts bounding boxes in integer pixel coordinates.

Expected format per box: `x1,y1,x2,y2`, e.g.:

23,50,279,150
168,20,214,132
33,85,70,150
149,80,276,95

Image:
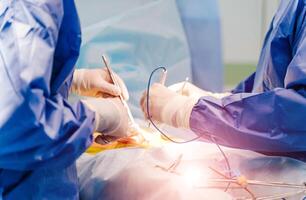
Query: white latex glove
82,97,129,138
71,68,129,99
169,82,231,99
140,83,198,128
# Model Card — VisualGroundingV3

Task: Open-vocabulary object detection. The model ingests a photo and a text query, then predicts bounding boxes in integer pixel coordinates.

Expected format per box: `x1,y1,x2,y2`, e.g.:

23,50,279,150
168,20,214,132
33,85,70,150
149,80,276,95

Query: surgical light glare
183,167,209,188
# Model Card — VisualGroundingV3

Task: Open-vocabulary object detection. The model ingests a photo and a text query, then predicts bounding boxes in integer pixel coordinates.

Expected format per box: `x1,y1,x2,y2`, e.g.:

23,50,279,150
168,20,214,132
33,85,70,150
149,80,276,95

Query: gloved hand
140,83,198,128
71,68,129,99
140,82,231,128
169,82,230,99
82,97,129,138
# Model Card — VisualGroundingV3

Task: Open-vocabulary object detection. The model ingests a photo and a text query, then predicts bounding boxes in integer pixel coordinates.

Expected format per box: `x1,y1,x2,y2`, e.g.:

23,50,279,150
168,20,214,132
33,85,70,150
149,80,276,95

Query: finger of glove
95,81,122,97
168,82,191,96
169,82,199,96
113,73,129,100
95,135,118,145
140,91,149,119
168,82,184,92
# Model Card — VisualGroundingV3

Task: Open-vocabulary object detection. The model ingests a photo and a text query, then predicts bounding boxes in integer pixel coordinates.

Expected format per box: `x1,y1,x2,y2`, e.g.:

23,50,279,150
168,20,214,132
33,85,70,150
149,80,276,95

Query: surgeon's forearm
0,0,95,171
0,93,95,171
189,88,306,153
173,92,231,128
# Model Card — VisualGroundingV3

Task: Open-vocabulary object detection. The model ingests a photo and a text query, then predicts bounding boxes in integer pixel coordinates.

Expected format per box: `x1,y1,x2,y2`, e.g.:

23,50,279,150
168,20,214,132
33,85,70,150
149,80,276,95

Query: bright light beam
183,167,209,188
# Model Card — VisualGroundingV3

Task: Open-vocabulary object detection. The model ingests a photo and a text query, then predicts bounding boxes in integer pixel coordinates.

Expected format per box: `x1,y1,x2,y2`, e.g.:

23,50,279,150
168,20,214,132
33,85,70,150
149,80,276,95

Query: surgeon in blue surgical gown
142,0,306,161
0,0,129,199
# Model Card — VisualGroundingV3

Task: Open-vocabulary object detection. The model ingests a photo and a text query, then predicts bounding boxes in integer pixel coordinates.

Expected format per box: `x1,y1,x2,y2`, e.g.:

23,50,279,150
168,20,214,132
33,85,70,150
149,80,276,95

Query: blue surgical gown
190,0,306,160
0,0,94,199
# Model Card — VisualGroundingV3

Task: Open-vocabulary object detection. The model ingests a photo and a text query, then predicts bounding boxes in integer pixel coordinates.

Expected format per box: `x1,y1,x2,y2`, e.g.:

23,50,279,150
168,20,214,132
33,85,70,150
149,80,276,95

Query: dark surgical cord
146,67,232,191
146,67,203,144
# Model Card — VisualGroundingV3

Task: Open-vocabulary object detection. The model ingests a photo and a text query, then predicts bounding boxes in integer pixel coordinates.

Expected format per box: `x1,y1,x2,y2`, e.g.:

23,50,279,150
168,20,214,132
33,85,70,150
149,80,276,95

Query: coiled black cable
146,67,232,191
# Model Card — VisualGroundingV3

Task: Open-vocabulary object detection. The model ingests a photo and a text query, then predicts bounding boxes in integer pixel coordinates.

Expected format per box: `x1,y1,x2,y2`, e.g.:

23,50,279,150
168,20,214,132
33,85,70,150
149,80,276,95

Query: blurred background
219,0,280,88
75,0,284,116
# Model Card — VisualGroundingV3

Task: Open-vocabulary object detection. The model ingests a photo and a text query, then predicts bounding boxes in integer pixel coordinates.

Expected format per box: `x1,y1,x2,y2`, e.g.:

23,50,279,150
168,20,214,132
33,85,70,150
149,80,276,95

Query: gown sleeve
190,8,306,153
0,0,95,170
